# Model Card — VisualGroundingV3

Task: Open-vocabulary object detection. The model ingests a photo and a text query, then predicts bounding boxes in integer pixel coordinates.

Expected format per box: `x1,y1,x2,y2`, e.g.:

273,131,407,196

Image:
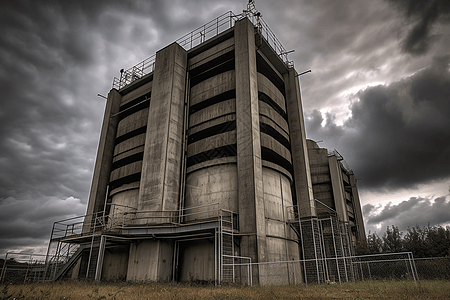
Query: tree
382,225,403,253
366,231,383,254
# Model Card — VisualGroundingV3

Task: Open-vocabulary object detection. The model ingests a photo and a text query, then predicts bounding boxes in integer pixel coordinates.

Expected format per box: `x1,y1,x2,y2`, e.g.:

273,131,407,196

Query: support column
235,18,266,284
85,89,122,232
133,43,187,282
284,69,316,217
329,156,347,222
139,42,187,212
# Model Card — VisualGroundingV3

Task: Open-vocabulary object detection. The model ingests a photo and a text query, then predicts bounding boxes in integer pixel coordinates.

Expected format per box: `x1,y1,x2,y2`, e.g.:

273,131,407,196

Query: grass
1,280,450,300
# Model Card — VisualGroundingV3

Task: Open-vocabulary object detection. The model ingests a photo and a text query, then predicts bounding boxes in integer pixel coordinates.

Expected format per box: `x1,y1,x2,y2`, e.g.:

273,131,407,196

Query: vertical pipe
311,219,320,283
319,219,329,281
330,216,341,283
297,206,307,284
215,229,217,286
95,235,106,281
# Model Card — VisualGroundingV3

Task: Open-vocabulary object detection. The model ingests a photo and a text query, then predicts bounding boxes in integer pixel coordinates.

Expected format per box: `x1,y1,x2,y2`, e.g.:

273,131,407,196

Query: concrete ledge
261,161,292,182
190,70,235,106
116,109,149,138
189,98,236,128
259,115,290,142
113,145,144,164
113,133,146,156
110,161,142,182
110,181,140,197
189,114,236,136
258,73,286,113
189,37,234,67
187,130,236,157
259,101,289,134
186,156,237,174
121,82,152,107
260,133,292,164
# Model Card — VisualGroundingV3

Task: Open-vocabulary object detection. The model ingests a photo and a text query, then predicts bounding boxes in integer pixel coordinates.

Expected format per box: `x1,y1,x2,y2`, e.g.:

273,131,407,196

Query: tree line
355,224,450,258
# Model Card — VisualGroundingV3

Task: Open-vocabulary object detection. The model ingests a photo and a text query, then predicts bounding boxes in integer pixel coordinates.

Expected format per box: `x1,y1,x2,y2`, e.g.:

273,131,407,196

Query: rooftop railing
112,7,293,90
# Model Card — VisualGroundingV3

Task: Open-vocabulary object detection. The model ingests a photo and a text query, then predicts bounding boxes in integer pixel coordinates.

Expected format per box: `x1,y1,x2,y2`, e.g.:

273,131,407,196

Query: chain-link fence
413,257,450,280
0,253,47,284
226,253,450,286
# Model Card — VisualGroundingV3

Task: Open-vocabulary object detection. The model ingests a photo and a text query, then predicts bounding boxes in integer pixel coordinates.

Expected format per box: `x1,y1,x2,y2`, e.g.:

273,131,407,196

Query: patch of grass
1,280,449,299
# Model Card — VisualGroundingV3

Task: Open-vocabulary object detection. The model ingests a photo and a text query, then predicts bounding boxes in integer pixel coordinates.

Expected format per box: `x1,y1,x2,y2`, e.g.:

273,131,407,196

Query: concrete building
42,3,364,285
306,139,366,244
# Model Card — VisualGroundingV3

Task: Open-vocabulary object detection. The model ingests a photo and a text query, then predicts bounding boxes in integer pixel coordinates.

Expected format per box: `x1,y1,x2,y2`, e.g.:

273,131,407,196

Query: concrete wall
85,89,122,227
102,246,129,281
139,43,187,212
178,239,215,282
235,18,267,285
185,164,238,213
284,69,315,217
127,240,173,282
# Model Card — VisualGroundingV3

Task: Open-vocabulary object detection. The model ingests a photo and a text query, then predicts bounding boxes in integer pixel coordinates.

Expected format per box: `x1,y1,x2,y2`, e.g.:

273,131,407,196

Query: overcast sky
0,0,449,256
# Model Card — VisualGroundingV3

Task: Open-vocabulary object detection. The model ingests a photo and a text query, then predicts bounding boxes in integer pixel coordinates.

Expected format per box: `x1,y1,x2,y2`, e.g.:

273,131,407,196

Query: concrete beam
138,43,187,212
235,18,267,282
85,89,122,231
284,69,316,217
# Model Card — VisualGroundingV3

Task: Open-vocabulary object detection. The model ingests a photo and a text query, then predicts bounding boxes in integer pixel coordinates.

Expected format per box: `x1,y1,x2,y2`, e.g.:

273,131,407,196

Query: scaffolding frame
287,199,356,284
19,203,238,283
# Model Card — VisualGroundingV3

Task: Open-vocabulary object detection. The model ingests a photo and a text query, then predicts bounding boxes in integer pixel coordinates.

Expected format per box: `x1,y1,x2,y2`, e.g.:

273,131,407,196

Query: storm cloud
363,196,450,234
0,0,449,254
306,55,450,191
386,0,450,55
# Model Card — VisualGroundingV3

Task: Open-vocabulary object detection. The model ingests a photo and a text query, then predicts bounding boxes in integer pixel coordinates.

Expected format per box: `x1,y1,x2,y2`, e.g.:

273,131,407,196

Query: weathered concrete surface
138,43,187,212
329,156,348,222
132,43,187,282
350,174,366,242
258,101,289,133
85,89,122,230
257,73,286,113
116,109,149,138
187,131,236,157
235,18,267,284
102,246,129,281
189,99,236,129
189,37,234,67
185,164,238,213
178,240,215,282
284,68,315,217
190,70,235,106
127,240,173,282
120,81,152,107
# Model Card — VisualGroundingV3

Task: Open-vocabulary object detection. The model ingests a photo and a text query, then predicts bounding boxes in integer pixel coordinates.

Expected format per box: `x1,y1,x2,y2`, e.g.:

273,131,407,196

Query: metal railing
112,6,293,90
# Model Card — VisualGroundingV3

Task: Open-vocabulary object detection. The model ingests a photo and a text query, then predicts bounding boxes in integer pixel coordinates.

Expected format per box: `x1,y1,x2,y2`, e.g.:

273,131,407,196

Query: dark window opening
261,146,293,176
259,92,288,121
112,152,144,171
190,51,235,87
120,92,151,111
187,144,237,168
188,121,236,145
190,89,235,114
256,53,285,97
109,173,141,192
115,126,147,145
117,100,150,122
260,122,290,150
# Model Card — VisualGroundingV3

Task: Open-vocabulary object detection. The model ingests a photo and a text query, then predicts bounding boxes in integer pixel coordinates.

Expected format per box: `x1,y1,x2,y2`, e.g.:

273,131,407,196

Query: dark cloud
363,196,450,234
306,55,450,191
386,0,450,55
0,0,245,255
